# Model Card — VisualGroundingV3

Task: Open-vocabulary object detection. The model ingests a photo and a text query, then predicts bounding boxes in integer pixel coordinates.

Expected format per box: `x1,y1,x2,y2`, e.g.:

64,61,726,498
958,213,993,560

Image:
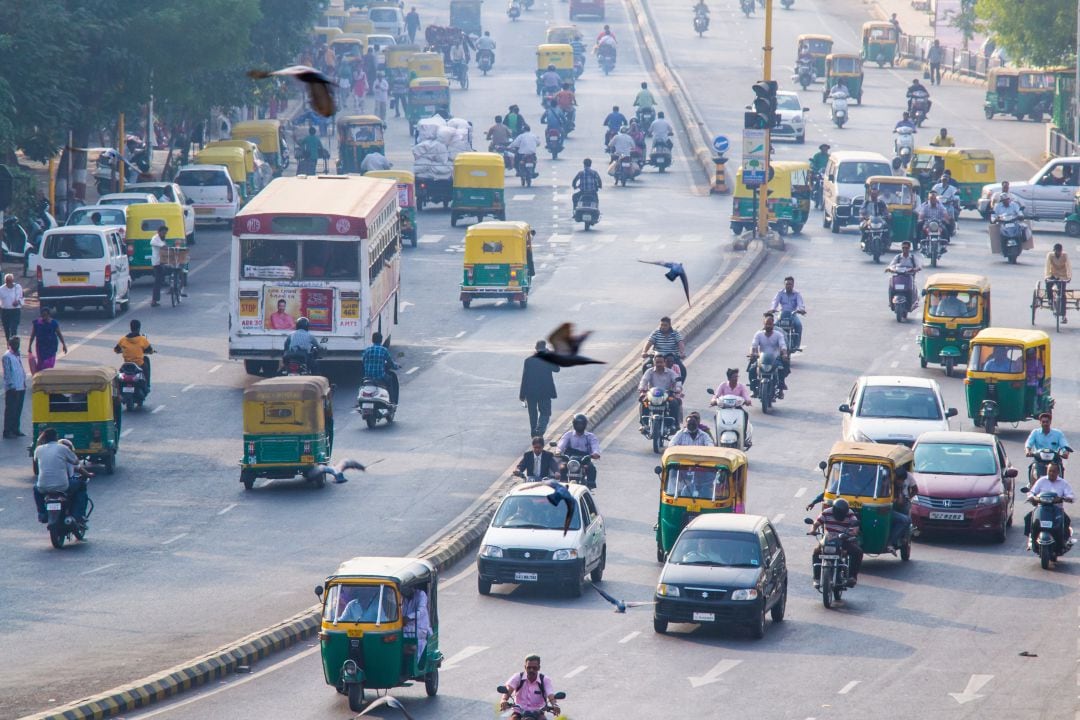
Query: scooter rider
361,331,400,405
810,497,863,588
283,316,318,369
639,352,683,427
571,158,602,209
554,83,577,125
770,275,807,347
649,111,674,145
508,126,541,176
114,319,155,391
932,170,961,222
1024,461,1074,544
602,105,627,143
693,0,711,29
557,414,600,488
993,193,1023,222
500,655,561,720
748,313,789,399
634,81,656,116
894,111,916,132
711,367,752,447
885,240,922,309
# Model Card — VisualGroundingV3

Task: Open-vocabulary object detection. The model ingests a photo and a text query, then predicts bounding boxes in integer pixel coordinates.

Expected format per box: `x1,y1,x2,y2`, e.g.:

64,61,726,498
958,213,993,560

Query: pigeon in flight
638,260,690,307
539,478,575,536
535,323,605,367
305,459,366,484
247,65,336,117
589,583,656,613
358,694,414,719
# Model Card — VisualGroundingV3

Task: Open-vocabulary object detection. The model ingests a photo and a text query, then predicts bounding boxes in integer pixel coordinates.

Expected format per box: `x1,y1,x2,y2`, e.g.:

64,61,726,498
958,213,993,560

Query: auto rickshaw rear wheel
347,682,365,712
656,541,666,564
103,453,115,475
241,469,255,490
900,540,911,560
425,668,439,696
1066,220,1080,237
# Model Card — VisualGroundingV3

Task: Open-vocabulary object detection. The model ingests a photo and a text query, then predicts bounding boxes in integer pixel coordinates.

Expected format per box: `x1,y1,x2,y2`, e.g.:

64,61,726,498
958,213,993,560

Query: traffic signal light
743,111,768,130
752,80,779,129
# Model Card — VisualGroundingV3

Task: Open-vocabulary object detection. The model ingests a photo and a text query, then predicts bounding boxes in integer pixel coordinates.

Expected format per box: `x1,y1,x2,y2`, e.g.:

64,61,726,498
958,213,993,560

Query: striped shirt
648,328,683,355
818,507,860,536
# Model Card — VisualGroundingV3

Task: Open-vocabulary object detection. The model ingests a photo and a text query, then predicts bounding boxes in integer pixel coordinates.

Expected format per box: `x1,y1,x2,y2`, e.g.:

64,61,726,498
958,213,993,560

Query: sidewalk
870,0,996,85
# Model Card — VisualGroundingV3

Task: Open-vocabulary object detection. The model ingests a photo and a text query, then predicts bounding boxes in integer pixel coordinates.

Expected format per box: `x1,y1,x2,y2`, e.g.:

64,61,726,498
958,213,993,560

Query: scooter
922,219,947,267
1028,448,1069,486
507,1,521,20
994,213,1027,264
860,215,890,263
648,137,672,173
573,192,600,230
641,387,679,454
830,93,849,128
910,95,930,127
1022,487,1074,569
545,127,564,159
636,106,656,135
477,49,494,75
356,378,396,428
516,153,537,187
693,10,709,36
43,469,92,550
887,266,917,322
707,391,753,450
118,361,150,410
597,46,616,75
613,154,636,186
794,61,815,90
893,126,915,169
805,519,853,608
497,686,567,720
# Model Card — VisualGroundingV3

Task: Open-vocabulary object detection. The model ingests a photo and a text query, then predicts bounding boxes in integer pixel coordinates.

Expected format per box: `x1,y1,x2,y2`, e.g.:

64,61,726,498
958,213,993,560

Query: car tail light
226,184,234,203
104,264,111,282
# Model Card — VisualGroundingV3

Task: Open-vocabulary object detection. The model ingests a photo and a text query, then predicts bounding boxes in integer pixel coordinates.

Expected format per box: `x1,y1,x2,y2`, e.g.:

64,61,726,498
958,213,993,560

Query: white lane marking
152,405,166,414
217,503,237,516
181,383,196,393
400,301,415,312
678,234,704,242
547,234,573,244
418,234,445,244
431,348,447,356
772,513,785,524
889,360,900,368
80,563,117,576
455,331,466,338
949,674,993,704
899,344,909,353
161,533,188,546
441,645,488,670
688,659,742,688
565,665,588,679
634,234,661,243
405,366,420,375
208,364,222,374
795,487,807,498
838,680,861,695
618,631,640,644
513,194,536,201
120,428,133,438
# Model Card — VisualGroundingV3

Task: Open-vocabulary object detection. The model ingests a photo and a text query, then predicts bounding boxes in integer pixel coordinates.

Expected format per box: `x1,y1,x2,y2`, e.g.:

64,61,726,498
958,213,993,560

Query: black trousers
152,264,165,303
526,396,552,437
4,388,23,435
1,308,20,340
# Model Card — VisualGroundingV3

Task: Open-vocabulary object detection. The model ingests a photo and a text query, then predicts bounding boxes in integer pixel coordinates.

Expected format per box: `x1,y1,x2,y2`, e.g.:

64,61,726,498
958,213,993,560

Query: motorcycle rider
1024,461,1074,545
486,115,512,152
917,190,954,242
571,158,602,210
596,30,617,66
885,240,922,309
929,127,955,147
639,352,684,427
649,111,674,146
643,316,687,380
860,188,892,248
596,24,616,44
693,0,711,29
602,105,627,144
748,313,789,399
670,412,714,447
361,331,400,405
540,64,562,96
906,78,931,115
770,275,807,348
505,105,529,138
508,126,541,178
809,143,830,174
1025,412,1071,464
557,414,600,488
283,316,318,371
113,319,154,392
500,655,561,720
554,83,577,127
931,170,961,223
540,99,565,136
475,30,496,66
810,497,863,588
634,81,656,121
32,427,90,525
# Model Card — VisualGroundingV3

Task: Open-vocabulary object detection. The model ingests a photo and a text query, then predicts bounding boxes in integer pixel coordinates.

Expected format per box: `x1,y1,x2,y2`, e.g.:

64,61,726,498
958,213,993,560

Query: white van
174,164,240,224
823,151,893,233
37,226,131,317
368,5,406,40
476,482,607,597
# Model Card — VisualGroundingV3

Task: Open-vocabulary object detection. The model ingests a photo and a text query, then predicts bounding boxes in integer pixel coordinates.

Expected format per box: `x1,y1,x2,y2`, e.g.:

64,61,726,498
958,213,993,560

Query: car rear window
857,385,942,420
67,209,125,226
176,170,230,187
43,233,105,260
370,8,398,21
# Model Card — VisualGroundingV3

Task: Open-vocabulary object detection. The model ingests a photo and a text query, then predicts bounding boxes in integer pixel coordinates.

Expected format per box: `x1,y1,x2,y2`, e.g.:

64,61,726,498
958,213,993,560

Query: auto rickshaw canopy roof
826,441,914,468
386,45,421,67
32,366,117,393
243,375,331,402
204,140,260,173
453,152,506,186
337,115,385,133
194,147,248,180
547,24,582,43
826,53,862,66
327,556,436,586
923,272,991,292
862,20,896,31
231,120,283,154
914,146,995,162
125,202,185,240
537,44,575,69
660,445,748,469
971,327,1050,346
798,33,833,43
866,175,920,189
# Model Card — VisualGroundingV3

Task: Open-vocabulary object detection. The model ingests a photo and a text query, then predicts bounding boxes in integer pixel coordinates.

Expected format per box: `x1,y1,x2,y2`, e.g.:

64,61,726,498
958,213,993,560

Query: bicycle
164,245,188,307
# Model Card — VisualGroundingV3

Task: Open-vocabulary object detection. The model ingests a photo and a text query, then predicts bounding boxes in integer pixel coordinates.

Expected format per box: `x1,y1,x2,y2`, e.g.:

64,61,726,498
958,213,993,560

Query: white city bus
229,175,401,375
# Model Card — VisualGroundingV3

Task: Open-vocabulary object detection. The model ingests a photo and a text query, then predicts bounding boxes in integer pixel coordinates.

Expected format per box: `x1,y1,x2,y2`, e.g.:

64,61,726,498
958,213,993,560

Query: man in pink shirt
711,367,752,406
500,655,561,719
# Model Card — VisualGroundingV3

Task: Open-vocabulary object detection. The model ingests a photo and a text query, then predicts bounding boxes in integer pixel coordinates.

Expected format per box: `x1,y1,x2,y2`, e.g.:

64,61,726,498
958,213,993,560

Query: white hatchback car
773,91,808,144
174,164,240,224
477,482,606,597
839,376,957,447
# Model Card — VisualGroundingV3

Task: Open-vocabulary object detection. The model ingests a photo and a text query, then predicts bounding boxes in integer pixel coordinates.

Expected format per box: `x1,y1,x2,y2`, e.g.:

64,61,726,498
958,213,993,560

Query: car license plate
122,386,135,393
929,511,965,521
46,503,61,511
514,572,538,582
1040,520,1055,528
692,612,715,623
194,207,212,215
59,274,88,284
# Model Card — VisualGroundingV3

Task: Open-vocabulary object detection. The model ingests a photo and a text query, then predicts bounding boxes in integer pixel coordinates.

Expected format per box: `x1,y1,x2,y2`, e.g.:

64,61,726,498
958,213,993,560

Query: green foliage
950,0,981,49
977,0,1076,67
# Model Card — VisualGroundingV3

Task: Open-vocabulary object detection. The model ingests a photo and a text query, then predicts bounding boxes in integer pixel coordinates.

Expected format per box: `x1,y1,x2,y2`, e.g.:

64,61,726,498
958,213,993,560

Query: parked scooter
648,137,673,172
118,361,150,410
886,265,917,322
893,126,915,169
573,192,600,230
707,391,753,450
1022,487,1074,569
356,378,396,428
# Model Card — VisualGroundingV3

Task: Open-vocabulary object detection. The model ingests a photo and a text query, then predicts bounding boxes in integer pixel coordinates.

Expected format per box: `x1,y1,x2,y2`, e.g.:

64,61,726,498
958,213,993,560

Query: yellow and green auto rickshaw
919,273,991,377
449,0,483,36
386,45,420,114
653,446,748,562
366,169,418,246
203,139,272,193
231,119,290,175
406,78,451,133
332,35,368,61
316,556,442,713
450,152,505,227
730,161,810,235
195,145,253,202
865,175,919,247
984,67,1055,122
407,51,446,81
818,442,915,560
30,366,121,475
797,33,833,78
966,328,1053,435
313,26,345,45
861,21,898,67
125,202,187,281
908,147,995,208
460,220,534,308
343,18,375,36
547,24,582,45
822,53,864,104
336,115,386,174
535,43,575,95
240,376,334,490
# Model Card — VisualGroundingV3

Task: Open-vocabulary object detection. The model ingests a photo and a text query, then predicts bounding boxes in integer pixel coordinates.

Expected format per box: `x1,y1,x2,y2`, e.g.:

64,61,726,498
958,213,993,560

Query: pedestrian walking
353,66,368,112
406,7,421,44
3,336,26,438
520,340,560,438
27,306,65,373
927,40,944,86
0,273,25,340
364,49,378,94
373,71,390,121
150,225,168,306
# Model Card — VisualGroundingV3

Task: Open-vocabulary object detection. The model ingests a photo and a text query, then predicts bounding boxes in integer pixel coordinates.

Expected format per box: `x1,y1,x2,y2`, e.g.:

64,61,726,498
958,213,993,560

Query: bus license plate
929,511,964,521
514,572,537,582
1041,520,1055,528
46,503,61,511
692,612,715,623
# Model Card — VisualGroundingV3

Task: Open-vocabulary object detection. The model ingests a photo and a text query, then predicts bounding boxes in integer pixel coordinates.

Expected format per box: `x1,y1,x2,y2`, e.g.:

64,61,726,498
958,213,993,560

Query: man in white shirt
403,586,432,662
508,129,541,172
669,412,714,447
0,273,24,341
639,353,683,426
993,193,1023,222
150,225,168,307
3,336,26,438
649,112,674,142
607,128,636,157
749,313,789,398
1026,462,1074,543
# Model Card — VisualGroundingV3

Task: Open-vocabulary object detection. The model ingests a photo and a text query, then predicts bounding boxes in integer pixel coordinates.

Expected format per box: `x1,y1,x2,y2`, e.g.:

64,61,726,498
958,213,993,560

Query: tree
976,0,1076,66
951,0,981,51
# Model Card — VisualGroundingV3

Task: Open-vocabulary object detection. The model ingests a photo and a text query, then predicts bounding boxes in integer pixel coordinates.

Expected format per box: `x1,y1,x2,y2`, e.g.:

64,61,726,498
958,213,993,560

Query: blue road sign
713,135,729,154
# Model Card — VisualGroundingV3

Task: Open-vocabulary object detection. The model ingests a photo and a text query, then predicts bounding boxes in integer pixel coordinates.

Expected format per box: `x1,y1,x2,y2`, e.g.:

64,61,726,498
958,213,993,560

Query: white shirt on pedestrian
150,235,167,266
0,283,24,309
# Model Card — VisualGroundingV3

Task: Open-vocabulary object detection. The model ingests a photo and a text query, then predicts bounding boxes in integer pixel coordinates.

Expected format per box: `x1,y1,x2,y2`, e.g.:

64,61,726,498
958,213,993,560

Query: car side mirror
654,465,663,475
1005,468,1018,478
946,407,958,418
838,404,851,414
314,585,324,597
818,460,827,471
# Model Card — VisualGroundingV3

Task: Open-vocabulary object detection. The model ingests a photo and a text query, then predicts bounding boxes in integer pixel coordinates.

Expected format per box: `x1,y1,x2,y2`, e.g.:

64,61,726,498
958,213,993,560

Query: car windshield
926,290,978,319
43,233,104,260
827,461,892,498
915,442,998,475
663,465,730,501
777,95,802,111
857,385,942,420
837,162,893,184
669,530,762,567
66,208,125,226
176,170,230,187
321,583,399,624
492,494,582,531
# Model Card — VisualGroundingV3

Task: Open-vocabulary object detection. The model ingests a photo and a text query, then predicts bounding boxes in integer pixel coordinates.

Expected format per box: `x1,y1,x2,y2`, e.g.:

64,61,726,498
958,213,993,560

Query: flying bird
247,65,336,117
638,260,690,307
535,323,605,367
358,694,414,719
540,478,575,536
589,583,656,613
305,458,366,484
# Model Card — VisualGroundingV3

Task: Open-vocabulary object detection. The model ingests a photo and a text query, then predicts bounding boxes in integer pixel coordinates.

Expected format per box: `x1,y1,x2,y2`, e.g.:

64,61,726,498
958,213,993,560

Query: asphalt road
104,0,1080,720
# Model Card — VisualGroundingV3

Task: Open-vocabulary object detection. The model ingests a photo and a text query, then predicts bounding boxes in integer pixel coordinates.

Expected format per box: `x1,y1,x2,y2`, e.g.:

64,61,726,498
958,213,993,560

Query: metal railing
1048,126,1078,158
897,34,1002,81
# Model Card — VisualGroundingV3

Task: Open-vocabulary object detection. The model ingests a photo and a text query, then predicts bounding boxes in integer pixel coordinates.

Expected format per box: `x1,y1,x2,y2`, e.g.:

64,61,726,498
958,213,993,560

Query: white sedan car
839,376,957,447
773,91,808,144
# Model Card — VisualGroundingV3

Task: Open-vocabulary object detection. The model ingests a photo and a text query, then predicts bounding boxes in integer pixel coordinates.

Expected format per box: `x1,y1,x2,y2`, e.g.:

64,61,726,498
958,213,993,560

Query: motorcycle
809,169,824,210
830,93,849,129
545,127,564,160
507,1,521,20
860,215,890,263
281,347,318,376
640,387,679,454
776,309,803,353
490,141,513,169
497,686,567,720
1028,448,1069,486
707,391,753,450
887,266,917,322
516,153,538,187
551,446,596,488
994,213,1027,264
794,61,815,90
118,361,150,410
805,519,853,608
477,49,494,75
893,126,915,170
613,154,636,187
740,0,754,16
572,53,585,79
693,10,709,36
751,352,783,413
44,470,92,550
637,106,656,134
597,46,616,75
922,219,946,267
356,378,396,428
909,95,930,127
648,137,672,173
1022,487,1074,569
573,192,600,230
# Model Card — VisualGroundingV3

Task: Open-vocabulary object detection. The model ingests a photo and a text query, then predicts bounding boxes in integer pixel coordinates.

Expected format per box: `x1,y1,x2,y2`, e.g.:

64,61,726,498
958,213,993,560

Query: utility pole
756,0,774,239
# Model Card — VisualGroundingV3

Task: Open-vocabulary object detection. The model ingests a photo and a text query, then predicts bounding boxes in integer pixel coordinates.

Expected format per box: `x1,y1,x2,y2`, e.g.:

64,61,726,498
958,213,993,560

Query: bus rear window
302,240,359,280
241,239,297,279
240,238,359,281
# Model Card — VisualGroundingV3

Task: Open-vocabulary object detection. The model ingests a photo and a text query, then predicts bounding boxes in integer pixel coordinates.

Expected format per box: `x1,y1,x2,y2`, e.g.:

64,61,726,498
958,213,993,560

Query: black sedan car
654,514,787,638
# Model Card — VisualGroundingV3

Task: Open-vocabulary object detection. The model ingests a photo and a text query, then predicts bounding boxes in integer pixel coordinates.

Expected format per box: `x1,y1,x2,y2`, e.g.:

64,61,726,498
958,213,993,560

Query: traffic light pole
756,0,774,239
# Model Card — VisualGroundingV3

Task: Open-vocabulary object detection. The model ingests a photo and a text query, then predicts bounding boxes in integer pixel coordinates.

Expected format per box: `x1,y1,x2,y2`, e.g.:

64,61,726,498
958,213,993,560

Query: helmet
572,413,588,431
548,64,556,71
296,317,310,330
831,498,850,520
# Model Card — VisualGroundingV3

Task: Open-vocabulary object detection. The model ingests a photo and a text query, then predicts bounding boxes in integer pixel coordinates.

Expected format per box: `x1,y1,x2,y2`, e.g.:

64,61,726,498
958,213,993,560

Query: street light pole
756,0,774,239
